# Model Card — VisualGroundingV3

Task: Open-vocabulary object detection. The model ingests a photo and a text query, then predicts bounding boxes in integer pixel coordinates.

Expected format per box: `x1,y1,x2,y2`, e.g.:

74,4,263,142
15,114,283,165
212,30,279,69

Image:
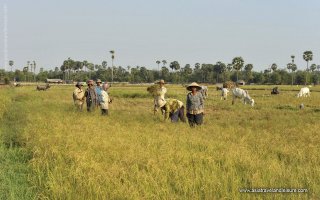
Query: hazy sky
1,0,320,72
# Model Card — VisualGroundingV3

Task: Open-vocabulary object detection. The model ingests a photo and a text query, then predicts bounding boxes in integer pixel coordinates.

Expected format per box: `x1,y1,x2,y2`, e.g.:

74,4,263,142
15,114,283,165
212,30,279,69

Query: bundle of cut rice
223,81,236,89
147,85,160,97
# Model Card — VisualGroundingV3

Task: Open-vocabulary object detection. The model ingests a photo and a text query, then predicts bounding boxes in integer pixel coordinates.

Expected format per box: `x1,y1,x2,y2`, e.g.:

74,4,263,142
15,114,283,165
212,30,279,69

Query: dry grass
0,85,319,199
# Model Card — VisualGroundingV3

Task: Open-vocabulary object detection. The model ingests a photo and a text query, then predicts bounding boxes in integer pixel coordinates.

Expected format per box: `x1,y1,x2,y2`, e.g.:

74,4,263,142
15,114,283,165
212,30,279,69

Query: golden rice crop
0,85,319,199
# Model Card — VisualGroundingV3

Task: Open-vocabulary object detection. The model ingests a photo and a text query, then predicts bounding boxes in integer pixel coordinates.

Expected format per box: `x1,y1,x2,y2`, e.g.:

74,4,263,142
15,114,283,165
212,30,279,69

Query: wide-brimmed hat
87,80,94,85
75,82,83,87
157,79,165,84
186,82,202,91
96,79,102,83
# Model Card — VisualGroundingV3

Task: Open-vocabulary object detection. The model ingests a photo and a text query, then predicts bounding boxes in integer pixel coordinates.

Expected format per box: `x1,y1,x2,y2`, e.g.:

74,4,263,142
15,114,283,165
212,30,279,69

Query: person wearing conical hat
186,82,204,127
73,82,85,111
154,79,167,113
84,80,98,112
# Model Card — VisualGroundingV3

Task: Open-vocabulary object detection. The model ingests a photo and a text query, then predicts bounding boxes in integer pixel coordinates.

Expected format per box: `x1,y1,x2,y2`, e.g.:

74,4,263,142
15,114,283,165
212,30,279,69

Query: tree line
1,51,319,85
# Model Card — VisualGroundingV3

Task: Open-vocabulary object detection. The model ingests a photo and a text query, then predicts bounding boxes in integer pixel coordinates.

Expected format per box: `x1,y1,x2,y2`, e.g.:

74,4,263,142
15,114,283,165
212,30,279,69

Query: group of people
154,80,204,127
72,78,205,127
72,79,112,115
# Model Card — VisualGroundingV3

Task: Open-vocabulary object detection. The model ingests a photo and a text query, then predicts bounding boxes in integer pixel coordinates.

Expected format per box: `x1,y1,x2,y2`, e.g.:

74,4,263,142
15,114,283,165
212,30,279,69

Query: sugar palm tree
156,60,161,71
303,51,313,70
127,66,131,73
288,63,297,85
83,60,88,72
303,51,313,84
9,60,14,72
232,57,244,82
287,63,293,85
162,60,167,67
30,63,34,82
110,50,115,83
33,61,36,81
271,63,277,72
102,61,107,70
291,55,295,63
244,64,253,83
310,64,317,72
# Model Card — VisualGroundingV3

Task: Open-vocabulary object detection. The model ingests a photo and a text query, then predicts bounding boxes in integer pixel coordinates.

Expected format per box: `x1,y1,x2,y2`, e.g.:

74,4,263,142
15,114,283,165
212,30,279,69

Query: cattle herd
214,81,312,107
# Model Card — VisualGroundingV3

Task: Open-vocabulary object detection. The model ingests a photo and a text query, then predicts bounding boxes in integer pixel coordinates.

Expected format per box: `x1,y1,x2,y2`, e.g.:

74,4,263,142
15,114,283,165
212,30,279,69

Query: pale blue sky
1,0,320,72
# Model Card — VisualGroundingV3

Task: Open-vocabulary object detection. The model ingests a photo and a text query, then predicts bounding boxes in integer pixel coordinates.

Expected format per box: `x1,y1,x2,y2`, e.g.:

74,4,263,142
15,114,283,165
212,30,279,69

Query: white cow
221,88,229,100
200,86,208,99
297,87,310,98
232,88,255,106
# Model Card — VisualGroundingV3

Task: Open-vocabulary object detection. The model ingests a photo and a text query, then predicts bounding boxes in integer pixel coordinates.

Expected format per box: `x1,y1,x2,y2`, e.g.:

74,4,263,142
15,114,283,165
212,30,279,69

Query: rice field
0,84,319,199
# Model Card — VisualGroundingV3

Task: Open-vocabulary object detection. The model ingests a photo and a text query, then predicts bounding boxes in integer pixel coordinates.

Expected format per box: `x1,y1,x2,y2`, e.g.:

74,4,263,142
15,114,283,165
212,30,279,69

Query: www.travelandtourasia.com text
239,188,308,193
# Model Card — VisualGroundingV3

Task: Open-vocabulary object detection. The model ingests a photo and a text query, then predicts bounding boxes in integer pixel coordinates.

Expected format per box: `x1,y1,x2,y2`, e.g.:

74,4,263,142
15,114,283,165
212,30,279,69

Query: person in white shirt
99,83,112,115
154,79,167,114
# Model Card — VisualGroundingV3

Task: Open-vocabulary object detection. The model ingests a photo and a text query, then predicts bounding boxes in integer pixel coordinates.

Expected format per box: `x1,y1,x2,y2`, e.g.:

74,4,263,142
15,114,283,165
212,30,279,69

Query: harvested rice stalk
223,81,236,89
147,85,160,97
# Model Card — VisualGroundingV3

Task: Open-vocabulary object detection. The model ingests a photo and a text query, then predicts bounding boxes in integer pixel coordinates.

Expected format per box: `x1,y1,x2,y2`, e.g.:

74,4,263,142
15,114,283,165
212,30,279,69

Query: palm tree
127,66,131,73
291,55,295,63
310,64,317,72
156,60,161,78
23,66,28,82
110,50,115,83
288,63,297,85
33,61,36,81
303,51,313,70
195,63,201,70
227,64,233,72
156,60,161,71
232,57,244,82
169,62,174,71
102,61,107,70
9,60,14,72
271,63,277,72
30,63,34,82
303,51,313,84
83,60,88,72
287,63,293,85
170,61,180,72
26,61,31,82
291,63,297,80
162,60,167,67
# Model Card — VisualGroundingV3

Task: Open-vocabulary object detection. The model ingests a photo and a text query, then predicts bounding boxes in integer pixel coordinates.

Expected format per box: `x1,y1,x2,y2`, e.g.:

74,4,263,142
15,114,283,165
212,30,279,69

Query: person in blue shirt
95,79,103,106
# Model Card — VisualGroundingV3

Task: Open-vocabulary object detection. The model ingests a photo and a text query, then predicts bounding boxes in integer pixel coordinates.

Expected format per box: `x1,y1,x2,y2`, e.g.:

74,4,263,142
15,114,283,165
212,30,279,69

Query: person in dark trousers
160,98,186,123
186,82,204,127
95,79,103,107
84,80,98,112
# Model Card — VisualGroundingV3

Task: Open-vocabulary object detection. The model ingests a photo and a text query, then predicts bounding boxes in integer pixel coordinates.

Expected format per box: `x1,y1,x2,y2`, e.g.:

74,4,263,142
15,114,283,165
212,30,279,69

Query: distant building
46,79,63,84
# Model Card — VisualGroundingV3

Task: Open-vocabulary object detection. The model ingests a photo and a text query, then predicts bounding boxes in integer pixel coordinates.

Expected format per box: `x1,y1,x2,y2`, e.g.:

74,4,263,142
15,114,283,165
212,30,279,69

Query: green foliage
4,77,10,85
1,57,319,85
